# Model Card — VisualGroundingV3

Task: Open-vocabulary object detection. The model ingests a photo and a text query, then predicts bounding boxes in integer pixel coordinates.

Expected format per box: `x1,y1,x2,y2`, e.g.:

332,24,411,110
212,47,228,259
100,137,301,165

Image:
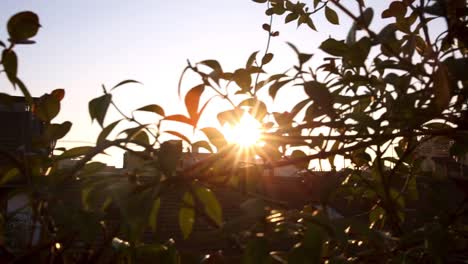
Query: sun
222,112,262,147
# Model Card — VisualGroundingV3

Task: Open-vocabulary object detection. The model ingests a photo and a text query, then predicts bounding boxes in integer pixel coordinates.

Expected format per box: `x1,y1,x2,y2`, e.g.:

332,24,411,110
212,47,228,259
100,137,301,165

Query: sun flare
222,112,261,147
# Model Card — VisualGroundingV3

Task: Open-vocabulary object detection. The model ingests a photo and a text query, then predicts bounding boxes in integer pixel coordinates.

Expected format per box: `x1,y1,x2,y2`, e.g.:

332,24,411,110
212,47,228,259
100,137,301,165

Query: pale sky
0,1,437,167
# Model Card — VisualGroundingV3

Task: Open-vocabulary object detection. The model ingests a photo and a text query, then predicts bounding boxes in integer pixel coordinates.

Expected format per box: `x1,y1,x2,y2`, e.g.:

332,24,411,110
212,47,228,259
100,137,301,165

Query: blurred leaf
7,11,40,42
242,236,270,264
291,149,309,170
158,140,183,176
35,94,60,121
269,79,291,99
185,84,205,120
382,1,407,18
217,108,242,126
319,38,348,57
192,140,213,153
179,192,195,239
0,168,20,185
59,146,93,160
193,184,223,226
45,121,72,141
201,127,227,152
433,64,450,111
238,98,268,121
97,119,121,145
165,130,191,145
110,79,141,91
233,69,252,91
89,94,112,127
132,130,150,146
149,198,161,232
325,6,339,25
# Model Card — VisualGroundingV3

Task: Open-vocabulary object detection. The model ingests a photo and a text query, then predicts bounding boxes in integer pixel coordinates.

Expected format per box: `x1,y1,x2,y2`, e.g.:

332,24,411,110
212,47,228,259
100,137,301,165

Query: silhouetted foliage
1,0,468,263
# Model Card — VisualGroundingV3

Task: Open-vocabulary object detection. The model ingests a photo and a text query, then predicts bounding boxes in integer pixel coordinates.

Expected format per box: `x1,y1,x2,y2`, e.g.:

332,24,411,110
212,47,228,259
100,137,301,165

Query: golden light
222,112,261,147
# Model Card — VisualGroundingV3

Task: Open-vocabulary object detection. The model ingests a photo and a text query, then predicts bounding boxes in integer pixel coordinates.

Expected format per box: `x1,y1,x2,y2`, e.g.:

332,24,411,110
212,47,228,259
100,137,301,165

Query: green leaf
89,94,112,127
193,184,222,226
233,69,252,91
35,94,61,121
2,49,18,84
319,38,348,57
261,53,273,65
149,198,161,232
201,127,227,152
325,6,339,25
0,168,20,185
179,192,195,239
110,79,141,91
59,146,93,160
97,119,121,145
7,11,40,42
184,84,205,120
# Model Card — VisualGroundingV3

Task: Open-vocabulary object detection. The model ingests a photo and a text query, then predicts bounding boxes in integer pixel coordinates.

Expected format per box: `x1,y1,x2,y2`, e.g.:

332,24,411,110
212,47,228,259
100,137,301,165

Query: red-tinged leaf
110,79,141,91
165,130,191,145
192,140,213,153
51,89,65,101
185,84,205,120
164,114,192,125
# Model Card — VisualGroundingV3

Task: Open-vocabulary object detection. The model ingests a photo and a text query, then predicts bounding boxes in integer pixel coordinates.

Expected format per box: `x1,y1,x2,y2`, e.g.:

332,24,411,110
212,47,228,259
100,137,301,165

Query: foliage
1,0,468,263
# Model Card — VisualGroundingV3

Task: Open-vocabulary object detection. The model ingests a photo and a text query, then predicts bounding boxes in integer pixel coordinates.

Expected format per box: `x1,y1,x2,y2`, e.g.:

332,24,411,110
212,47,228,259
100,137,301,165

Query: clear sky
0,1,431,167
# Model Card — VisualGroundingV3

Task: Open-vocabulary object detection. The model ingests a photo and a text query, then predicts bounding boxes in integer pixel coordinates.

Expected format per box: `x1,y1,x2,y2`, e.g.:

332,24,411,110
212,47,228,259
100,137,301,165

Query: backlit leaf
261,53,273,65
201,127,227,152
193,184,223,226
89,94,112,127
185,84,205,120
165,130,191,145
110,79,141,91
136,104,165,117
97,119,122,144
179,192,195,239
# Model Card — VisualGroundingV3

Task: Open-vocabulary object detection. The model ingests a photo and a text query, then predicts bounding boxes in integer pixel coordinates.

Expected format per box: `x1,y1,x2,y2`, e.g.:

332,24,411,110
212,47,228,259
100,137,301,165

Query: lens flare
222,112,261,147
